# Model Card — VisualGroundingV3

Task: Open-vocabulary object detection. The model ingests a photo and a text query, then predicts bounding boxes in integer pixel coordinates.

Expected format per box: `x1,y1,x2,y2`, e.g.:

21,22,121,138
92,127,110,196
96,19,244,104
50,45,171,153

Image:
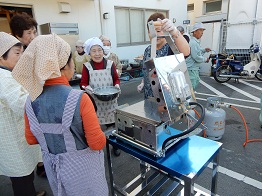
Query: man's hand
205,58,210,63
205,48,211,52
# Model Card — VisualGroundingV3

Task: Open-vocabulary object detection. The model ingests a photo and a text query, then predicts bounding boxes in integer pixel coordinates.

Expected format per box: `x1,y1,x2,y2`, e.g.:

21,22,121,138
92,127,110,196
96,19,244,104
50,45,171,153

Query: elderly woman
72,40,90,76
9,13,38,49
80,37,120,125
80,37,121,156
0,32,44,196
99,35,122,77
12,34,108,196
9,12,46,177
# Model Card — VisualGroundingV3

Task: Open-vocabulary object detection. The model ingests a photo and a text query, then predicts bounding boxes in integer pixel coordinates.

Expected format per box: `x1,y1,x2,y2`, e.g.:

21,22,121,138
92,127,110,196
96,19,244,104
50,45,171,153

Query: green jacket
186,36,207,70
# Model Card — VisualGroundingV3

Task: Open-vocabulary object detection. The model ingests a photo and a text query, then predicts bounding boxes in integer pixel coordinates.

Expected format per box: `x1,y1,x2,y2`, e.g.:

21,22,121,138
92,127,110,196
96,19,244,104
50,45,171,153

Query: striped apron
26,89,108,196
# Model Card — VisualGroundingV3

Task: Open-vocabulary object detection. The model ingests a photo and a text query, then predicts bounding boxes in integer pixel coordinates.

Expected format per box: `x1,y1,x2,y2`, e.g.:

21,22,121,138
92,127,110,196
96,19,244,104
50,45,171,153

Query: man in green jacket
186,22,211,90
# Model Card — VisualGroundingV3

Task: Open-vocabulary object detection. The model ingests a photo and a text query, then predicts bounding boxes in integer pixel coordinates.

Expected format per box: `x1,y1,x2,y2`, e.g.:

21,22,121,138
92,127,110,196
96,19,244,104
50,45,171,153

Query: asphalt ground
1,76,262,195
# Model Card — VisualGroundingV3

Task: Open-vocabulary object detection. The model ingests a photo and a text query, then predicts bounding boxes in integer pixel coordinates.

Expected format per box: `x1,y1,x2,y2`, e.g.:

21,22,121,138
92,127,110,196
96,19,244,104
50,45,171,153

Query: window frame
203,0,222,15
187,4,194,12
115,7,168,47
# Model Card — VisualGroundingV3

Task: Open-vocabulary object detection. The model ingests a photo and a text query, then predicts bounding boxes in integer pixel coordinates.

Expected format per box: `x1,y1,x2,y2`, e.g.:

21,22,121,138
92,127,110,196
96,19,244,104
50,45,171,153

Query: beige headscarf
75,40,84,47
12,34,71,101
0,32,20,57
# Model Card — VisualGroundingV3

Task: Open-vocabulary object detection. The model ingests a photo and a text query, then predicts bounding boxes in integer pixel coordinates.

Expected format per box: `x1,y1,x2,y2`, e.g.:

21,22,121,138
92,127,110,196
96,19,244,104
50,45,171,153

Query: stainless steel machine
112,21,205,157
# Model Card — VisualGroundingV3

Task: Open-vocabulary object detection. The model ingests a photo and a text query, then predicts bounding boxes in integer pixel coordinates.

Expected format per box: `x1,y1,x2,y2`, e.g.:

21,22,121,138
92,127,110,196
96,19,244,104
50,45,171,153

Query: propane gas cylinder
204,97,226,140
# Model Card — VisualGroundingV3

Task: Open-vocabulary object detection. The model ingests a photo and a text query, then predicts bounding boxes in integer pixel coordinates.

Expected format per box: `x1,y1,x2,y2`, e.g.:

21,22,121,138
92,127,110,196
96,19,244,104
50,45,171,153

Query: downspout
252,0,259,44
222,0,231,52
98,0,104,35
218,18,223,53
226,0,230,22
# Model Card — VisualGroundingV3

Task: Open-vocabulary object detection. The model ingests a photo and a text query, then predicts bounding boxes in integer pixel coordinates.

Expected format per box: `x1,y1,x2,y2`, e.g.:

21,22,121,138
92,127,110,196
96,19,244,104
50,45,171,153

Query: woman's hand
115,84,121,94
83,85,93,94
158,18,179,37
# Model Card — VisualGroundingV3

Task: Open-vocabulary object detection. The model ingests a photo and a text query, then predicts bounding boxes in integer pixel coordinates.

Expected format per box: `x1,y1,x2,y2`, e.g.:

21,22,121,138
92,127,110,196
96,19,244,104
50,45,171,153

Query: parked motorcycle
210,44,262,83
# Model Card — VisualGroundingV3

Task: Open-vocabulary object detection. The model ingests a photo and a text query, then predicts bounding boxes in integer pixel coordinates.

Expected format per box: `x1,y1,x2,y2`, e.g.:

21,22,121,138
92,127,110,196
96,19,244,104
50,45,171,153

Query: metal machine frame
113,20,203,157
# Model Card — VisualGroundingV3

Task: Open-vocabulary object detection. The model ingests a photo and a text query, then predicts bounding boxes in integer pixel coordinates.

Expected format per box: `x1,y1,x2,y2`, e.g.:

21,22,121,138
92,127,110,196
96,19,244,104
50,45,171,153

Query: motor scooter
210,44,262,83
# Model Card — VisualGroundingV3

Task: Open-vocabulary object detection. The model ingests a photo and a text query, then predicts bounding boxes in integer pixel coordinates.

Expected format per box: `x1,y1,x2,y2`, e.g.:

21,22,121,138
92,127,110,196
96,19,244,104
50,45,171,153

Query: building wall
187,0,229,25
186,0,229,75
0,0,188,62
0,0,100,39
99,0,188,62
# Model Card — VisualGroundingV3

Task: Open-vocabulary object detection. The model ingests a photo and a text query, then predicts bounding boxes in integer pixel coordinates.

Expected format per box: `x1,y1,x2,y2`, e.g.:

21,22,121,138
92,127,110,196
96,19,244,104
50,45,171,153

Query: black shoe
36,190,46,196
112,148,121,156
36,165,47,178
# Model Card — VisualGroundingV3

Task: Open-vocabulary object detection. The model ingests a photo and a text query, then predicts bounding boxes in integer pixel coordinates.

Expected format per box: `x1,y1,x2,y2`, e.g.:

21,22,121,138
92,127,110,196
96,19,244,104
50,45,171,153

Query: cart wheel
112,147,121,156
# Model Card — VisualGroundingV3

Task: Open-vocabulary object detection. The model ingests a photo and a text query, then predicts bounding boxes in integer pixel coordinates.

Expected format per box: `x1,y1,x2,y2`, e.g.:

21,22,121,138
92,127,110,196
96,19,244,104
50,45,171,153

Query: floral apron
84,60,118,125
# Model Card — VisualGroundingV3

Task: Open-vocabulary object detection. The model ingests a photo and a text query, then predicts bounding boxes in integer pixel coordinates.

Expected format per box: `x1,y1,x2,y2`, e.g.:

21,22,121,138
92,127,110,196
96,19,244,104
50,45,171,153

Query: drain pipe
98,0,104,35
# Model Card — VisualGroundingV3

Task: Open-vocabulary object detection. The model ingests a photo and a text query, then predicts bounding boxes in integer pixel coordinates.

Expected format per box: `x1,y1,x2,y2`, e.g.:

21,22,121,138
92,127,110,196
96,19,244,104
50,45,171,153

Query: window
187,4,194,12
115,7,167,46
204,0,222,14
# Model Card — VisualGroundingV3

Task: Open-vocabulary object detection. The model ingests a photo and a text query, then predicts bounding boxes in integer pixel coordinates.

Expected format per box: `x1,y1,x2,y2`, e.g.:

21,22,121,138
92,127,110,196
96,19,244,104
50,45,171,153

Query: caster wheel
112,148,121,156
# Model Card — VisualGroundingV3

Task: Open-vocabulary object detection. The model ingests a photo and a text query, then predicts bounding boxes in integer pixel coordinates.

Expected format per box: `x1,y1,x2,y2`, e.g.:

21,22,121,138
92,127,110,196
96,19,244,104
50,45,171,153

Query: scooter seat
234,56,245,62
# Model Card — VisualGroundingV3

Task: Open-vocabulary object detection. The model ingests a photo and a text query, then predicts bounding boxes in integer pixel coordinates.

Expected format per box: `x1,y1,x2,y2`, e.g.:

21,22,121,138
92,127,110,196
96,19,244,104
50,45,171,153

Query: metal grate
220,19,262,65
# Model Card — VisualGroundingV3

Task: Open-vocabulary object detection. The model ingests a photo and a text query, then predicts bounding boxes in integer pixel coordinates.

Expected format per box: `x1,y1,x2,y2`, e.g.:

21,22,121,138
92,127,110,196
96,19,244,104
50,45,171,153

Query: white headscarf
84,37,103,54
12,34,71,101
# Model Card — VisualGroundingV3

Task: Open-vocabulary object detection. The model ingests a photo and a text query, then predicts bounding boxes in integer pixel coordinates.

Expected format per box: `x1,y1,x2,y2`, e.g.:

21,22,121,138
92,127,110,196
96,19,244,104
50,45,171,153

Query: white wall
227,0,262,49
1,0,187,62
187,0,229,25
100,0,188,62
0,0,99,38
199,22,221,76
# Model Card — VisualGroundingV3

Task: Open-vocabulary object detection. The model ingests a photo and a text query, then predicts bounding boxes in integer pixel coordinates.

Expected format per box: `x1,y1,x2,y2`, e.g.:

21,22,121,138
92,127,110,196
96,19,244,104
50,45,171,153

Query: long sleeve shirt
107,52,122,77
185,36,207,70
80,59,120,89
0,67,41,177
24,76,106,150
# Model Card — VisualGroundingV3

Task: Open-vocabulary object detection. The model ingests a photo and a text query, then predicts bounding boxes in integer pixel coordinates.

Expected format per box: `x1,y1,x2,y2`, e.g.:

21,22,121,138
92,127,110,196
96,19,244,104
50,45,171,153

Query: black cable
162,102,205,150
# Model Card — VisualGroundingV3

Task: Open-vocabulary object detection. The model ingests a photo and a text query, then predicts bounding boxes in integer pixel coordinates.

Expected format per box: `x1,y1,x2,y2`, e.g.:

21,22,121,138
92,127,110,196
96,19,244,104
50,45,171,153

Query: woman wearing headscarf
9,12,46,177
0,32,44,196
99,35,122,77
72,40,90,76
80,37,121,156
80,37,120,125
12,34,108,196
